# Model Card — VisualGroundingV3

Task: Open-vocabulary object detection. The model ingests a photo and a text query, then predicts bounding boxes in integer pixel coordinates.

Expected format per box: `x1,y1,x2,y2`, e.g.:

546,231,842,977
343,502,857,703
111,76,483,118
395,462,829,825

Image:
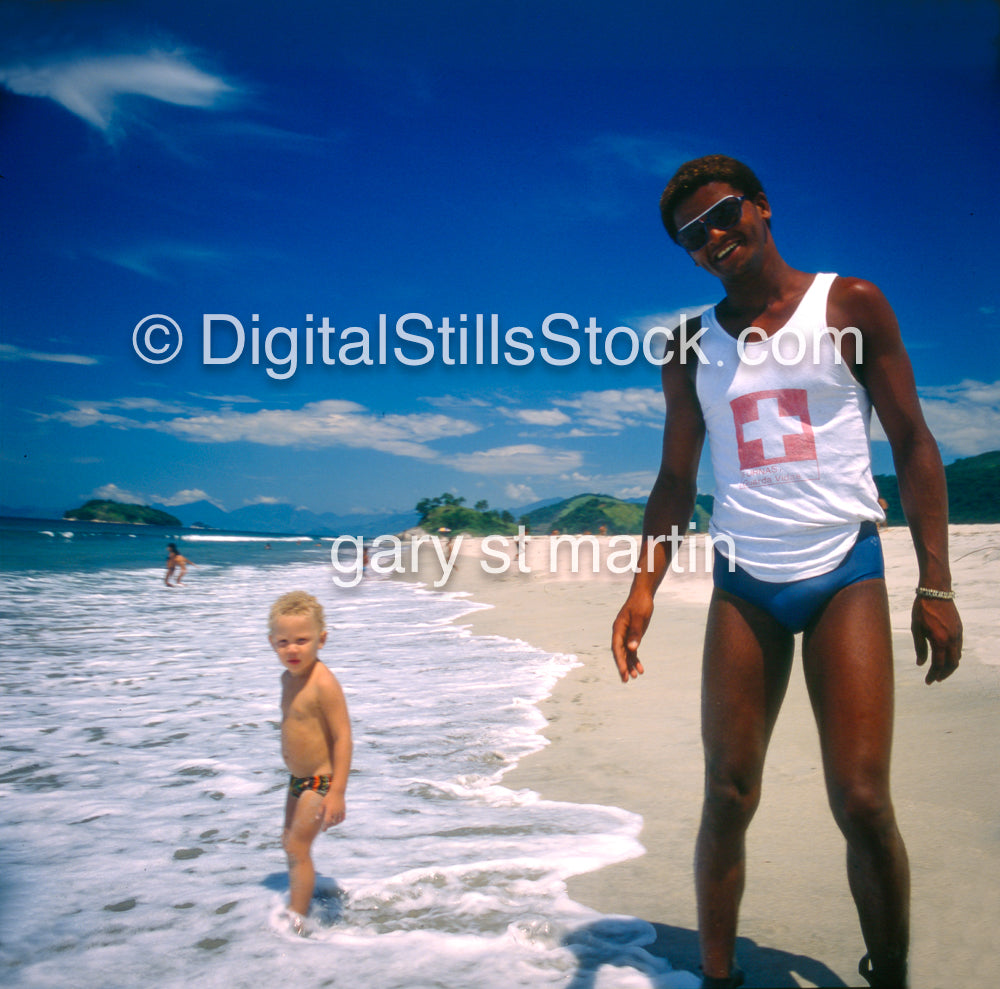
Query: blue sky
2,0,998,522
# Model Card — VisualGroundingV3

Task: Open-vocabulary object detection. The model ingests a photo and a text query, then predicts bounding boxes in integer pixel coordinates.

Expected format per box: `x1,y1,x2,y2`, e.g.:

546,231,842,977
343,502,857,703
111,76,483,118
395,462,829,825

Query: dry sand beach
396,525,999,988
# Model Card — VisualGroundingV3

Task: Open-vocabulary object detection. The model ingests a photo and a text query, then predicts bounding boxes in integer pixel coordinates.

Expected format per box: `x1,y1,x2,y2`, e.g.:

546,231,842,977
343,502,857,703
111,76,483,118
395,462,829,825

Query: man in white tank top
611,156,962,989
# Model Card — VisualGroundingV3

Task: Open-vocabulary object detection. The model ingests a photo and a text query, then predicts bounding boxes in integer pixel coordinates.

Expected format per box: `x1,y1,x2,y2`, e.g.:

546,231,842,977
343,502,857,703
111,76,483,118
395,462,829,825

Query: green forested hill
521,492,716,535
521,494,643,535
522,447,998,536
875,450,999,525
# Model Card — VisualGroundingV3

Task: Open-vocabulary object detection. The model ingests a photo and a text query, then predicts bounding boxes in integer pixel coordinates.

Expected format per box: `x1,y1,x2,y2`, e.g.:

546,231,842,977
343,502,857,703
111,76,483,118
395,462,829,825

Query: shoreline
394,526,1000,988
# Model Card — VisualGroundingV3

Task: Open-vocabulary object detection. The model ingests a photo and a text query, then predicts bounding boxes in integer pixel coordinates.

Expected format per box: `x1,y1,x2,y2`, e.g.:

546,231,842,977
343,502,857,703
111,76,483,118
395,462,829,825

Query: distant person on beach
164,543,190,585
268,590,353,930
612,156,962,989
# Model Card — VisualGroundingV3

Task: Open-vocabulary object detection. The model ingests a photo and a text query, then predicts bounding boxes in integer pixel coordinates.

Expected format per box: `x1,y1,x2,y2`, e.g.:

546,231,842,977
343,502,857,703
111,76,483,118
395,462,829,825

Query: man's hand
911,596,962,684
612,592,654,683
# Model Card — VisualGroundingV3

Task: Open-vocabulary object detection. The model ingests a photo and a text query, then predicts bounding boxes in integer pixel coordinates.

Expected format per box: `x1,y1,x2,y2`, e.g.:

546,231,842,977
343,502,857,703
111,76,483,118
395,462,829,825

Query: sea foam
0,530,697,988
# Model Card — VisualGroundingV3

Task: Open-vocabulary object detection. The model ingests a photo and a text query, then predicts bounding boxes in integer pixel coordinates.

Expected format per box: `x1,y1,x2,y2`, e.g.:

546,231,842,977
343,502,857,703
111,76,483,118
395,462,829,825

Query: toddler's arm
318,667,352,830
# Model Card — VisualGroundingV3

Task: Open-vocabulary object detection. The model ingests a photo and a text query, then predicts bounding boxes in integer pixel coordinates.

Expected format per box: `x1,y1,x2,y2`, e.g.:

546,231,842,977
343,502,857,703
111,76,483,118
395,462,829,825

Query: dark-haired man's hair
659,155,765,241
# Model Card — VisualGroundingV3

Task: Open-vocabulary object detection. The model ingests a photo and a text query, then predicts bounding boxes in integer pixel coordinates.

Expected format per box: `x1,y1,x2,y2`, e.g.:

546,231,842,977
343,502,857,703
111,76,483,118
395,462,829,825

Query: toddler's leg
282,790,325,917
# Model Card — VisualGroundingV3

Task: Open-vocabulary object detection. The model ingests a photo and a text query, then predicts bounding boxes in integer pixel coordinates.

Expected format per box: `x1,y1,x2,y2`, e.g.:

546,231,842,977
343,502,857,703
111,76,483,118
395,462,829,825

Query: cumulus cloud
916,380,1000,458
0,343,98,365
635,305,714,360
555,388,664,434
491,389,664,438
499,407,572,427
563,470,659,501
0,50,234,135
444,444,584,476
504,482,539,505
90,483,144,504
157,488,221,508
154,400,477,457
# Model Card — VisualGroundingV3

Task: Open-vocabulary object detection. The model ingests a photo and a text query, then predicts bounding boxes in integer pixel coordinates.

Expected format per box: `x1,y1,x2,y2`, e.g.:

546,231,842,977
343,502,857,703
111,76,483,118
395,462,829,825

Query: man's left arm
831,277,963,683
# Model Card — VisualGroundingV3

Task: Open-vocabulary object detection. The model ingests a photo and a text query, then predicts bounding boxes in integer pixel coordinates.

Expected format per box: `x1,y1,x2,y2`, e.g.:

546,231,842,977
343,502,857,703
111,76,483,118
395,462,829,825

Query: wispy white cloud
213,119,342,149
108,397,198,414
44,396,200,427
45,404,140,430
443,444,583,476
0,50,234,136
189,393,261,405
420,394,494,411
92,241,227,280
45,397,480,460
0,343,98,366
579,134,693,178
565,133,700,219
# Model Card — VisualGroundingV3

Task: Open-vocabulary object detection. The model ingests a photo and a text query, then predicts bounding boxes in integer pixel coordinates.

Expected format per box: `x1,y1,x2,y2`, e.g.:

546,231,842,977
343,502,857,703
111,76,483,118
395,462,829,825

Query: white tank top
696,272,884,581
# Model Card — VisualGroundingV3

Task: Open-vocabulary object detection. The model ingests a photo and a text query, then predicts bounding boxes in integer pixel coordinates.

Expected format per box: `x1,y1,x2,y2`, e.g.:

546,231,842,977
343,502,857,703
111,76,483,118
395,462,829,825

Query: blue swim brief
712,521,884,634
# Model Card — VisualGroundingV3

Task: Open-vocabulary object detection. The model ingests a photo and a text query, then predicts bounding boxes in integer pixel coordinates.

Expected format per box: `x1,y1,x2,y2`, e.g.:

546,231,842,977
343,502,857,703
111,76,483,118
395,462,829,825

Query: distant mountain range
1,497,419,538
149,499,421,537
3,450,997,535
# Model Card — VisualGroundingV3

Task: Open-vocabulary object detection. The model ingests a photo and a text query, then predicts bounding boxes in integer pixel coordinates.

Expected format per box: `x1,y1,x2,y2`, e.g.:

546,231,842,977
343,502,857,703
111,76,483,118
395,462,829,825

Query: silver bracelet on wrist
915,586,956,600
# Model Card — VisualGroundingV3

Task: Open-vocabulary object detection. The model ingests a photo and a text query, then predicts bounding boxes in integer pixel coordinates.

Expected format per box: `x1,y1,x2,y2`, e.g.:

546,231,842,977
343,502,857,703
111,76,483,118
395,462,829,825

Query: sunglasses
675,195,746,252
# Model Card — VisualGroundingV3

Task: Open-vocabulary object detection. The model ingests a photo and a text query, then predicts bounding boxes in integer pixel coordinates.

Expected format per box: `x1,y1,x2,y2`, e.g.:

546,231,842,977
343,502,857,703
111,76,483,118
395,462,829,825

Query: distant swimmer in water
165,543,191,585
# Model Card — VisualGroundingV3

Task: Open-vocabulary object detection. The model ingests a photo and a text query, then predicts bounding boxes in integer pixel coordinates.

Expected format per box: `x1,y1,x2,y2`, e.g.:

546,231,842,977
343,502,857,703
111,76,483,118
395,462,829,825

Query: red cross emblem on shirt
730,389,818,470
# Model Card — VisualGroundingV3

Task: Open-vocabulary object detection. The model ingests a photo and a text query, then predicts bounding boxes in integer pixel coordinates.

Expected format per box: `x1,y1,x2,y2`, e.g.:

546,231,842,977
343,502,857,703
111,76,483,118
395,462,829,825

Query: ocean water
0,520,699,989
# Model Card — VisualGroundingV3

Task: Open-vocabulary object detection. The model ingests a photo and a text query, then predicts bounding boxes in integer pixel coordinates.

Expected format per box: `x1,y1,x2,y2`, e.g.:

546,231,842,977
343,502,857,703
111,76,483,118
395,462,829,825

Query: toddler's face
269,612,326,677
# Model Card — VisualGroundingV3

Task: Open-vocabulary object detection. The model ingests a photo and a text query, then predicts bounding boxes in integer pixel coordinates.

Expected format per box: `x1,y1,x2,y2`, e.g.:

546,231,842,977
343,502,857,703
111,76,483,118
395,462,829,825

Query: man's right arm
612,348,705,682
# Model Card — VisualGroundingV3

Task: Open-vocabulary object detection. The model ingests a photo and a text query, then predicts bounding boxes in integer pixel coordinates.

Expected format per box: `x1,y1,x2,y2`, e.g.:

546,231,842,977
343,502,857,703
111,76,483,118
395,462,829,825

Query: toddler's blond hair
268,590,326,634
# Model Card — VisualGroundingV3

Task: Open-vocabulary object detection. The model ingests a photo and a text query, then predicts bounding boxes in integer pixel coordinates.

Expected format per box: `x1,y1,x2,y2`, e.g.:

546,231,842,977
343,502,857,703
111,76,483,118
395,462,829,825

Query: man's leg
697,589,795,980
802,578,910,986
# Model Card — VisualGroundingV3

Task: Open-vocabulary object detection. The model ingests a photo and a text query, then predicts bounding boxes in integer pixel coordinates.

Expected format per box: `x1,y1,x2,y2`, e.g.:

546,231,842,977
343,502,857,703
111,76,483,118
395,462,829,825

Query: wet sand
396,525,999,988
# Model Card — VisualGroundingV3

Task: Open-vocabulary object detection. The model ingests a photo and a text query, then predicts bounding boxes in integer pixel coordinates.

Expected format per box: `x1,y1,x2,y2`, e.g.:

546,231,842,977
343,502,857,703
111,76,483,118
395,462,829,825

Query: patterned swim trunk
288,774,332,799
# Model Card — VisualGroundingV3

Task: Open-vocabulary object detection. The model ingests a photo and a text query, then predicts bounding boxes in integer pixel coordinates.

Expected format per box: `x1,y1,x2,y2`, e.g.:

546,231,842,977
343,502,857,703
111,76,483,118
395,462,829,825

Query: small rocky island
64,499,181,526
